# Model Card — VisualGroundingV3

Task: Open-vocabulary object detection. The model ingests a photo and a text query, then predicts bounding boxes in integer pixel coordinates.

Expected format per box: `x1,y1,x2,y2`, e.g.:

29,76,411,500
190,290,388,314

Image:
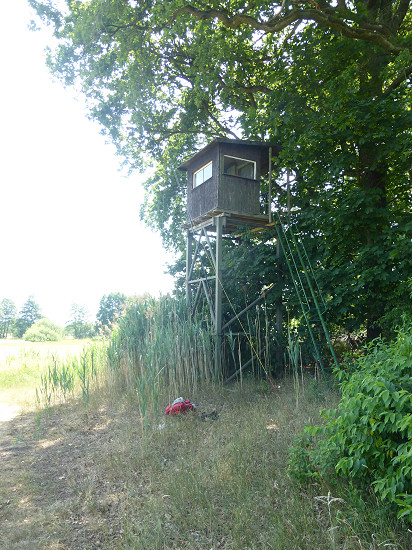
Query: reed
35,340,107,409
107,295,214,423
287,330,304,407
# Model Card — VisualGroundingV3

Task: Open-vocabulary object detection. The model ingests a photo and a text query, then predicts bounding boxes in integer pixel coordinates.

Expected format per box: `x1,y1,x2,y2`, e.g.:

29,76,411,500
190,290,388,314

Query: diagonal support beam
222,284,275,331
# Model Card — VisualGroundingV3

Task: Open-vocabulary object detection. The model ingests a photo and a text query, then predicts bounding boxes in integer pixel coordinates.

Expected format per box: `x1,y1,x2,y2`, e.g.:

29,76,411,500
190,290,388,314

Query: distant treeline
0,292,128,341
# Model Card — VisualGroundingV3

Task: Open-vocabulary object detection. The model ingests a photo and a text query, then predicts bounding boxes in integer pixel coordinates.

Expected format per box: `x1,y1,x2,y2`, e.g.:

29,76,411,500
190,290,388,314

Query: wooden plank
185,209,272,233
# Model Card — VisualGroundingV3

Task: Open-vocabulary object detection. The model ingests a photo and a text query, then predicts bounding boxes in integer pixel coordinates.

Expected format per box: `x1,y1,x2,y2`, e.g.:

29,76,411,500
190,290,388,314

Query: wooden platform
185,209,273,234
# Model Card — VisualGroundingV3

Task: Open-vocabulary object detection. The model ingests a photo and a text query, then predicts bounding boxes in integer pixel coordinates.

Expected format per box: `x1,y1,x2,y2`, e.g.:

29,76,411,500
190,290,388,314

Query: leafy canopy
0,298,17,338
66,303,94,339
96,292,128,329
13,296,42,338
28,1,411,230
28,0,412,336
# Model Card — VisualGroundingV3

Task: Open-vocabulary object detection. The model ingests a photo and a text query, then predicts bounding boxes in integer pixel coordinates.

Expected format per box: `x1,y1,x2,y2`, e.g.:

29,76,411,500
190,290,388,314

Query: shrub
23,318,65,342
290,322,412,521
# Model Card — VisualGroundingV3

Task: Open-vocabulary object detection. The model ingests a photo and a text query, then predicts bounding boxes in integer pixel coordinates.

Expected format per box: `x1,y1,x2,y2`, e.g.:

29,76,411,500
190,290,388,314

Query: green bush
290,323,412,521
23,318,65,342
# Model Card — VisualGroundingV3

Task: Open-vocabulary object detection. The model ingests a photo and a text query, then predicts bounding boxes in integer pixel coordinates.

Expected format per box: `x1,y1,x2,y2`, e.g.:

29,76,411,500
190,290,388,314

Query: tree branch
172,5,408,55
392,0,410,33
383,62,412,95
201,100,240,139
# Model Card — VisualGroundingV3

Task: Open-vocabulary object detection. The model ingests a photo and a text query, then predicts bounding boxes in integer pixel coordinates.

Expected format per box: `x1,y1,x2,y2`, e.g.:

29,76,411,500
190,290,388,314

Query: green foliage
96,292,127,331
0,298,16,338
13,296,42,338
66,303,95,339
291,324,412,521
23,318,65,342
288,432,319,483
331,329,412,520
288,409,343,485
254,22,412,338
295,191,412,337
28,0,412,338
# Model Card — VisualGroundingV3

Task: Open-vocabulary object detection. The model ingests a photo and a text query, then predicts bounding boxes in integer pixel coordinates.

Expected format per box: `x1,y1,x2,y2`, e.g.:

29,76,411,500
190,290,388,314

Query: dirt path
0,403,124,549
0,403,20,422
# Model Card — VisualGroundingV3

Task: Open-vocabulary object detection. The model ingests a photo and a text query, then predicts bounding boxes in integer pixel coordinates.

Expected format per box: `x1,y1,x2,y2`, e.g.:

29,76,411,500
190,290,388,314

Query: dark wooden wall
186,142,264,221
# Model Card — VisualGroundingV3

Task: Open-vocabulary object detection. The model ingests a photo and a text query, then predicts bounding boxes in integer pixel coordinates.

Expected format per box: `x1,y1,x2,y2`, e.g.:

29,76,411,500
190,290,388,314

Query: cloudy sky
1,1,175,325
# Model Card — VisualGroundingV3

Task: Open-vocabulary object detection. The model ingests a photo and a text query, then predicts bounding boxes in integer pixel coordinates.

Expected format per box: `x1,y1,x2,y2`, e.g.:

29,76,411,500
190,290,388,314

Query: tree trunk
358,56,389,340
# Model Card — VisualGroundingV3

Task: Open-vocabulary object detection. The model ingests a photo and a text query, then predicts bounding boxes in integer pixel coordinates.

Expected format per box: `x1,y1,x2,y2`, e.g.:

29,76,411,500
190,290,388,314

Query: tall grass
3,301,409,548
107,295,214,420
28,296,274,421
90,380,408,550
286,331,304,406
35,341,107,409
0,340,98,409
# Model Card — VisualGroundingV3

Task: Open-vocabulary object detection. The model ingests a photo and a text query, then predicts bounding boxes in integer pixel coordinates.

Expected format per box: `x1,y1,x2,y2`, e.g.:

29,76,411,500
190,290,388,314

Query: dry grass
0,377,409,549
0,339,90,360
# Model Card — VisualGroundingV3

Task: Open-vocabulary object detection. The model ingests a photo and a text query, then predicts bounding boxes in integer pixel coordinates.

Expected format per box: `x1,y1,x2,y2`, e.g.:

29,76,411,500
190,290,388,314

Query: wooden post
186,229,192,306
268,146,273,223
214,216,224,378
276,237,283,372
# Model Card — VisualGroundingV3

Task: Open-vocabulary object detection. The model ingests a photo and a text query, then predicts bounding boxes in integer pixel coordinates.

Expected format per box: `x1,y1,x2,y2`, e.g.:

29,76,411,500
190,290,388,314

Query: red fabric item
165,400,195,416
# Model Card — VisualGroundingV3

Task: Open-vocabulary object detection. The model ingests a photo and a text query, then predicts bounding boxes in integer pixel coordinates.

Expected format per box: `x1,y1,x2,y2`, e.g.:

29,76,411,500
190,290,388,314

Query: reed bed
35,340,107,409
107,295,214,420
0,340,97,409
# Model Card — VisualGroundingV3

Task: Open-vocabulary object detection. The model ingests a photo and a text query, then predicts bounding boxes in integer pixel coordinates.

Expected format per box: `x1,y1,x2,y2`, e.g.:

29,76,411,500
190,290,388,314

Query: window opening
193,161,213,187
223,156,256,179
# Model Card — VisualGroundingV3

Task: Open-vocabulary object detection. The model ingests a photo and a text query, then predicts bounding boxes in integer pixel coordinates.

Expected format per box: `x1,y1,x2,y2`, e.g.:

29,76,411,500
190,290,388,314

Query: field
0,339,91,413
0,341,410,549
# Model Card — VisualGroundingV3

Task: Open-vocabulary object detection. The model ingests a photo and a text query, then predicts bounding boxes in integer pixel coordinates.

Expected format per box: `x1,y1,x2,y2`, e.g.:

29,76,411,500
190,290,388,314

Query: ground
0,402,126,549
1,366,410,549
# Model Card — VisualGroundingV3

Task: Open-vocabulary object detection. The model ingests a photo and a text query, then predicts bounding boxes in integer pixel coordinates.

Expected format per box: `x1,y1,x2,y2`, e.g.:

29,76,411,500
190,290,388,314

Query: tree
29,0,412,338
0,298,17,338
13,296,42,338
24,318,65,342
66,303,95,339
96,292,127,330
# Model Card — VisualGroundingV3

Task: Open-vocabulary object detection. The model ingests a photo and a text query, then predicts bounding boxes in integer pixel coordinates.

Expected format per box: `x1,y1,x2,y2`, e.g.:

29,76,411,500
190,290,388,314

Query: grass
0,339,94,409
1,376,410,549
111,380,408,550
1,301,410,548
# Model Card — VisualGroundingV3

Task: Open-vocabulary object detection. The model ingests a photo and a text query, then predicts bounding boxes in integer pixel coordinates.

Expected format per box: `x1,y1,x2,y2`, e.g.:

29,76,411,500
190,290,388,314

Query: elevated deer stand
179,139,283,380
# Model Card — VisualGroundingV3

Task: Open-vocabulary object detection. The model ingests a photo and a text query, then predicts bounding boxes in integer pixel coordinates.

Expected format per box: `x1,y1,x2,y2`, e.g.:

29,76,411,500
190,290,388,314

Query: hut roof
178,138,282,173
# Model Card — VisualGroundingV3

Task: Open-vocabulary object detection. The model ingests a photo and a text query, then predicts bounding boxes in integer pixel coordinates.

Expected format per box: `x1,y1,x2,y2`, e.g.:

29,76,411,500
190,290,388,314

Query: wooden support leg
214,216,224,378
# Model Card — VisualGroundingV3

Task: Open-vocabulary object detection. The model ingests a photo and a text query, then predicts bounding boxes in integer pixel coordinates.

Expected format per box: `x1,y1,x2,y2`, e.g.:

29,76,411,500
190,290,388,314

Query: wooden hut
179,138,281,231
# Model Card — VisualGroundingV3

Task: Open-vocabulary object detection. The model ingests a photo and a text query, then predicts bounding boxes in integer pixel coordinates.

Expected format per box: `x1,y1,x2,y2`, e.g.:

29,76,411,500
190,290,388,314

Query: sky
0,1,175,326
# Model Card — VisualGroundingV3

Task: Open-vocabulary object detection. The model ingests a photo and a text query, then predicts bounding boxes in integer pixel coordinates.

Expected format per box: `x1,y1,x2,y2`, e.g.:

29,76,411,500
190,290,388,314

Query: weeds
107,296,214,425
2,298,410,548
286,330,304,407
0,340,91,408
85,380,408,550
34,341,106,409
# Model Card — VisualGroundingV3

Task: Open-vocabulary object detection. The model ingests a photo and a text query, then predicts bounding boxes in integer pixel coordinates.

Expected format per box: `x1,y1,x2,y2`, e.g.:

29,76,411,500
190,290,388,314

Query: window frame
223,155,257,180
193,161,213,188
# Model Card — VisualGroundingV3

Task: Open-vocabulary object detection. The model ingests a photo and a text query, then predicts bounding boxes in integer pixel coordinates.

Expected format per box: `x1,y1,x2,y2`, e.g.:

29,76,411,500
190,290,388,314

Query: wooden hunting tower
180,138,281,230
180,138,282,379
